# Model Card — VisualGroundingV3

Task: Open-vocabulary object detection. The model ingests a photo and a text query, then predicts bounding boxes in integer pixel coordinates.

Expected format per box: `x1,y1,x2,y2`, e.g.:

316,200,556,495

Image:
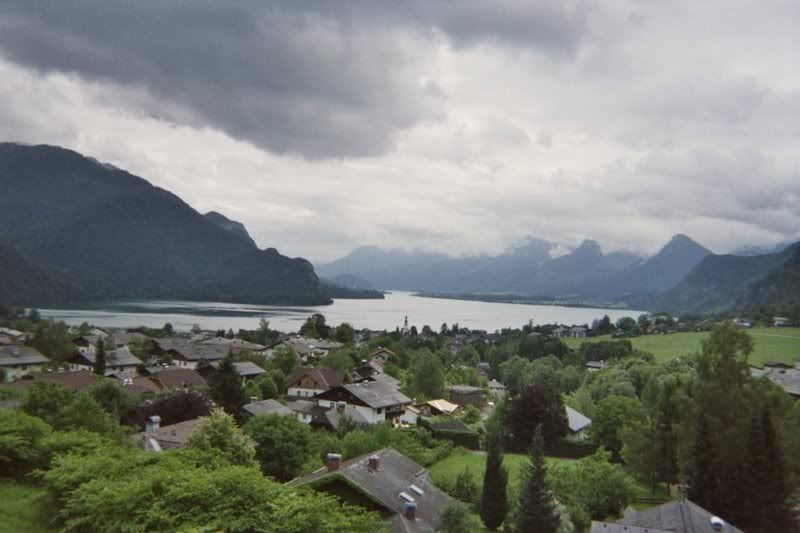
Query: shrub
0,409,52,477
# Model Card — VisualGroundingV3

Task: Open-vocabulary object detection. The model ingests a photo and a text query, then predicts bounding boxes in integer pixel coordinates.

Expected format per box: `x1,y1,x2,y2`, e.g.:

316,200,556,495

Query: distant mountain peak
204,211,257,247
662,234,710,254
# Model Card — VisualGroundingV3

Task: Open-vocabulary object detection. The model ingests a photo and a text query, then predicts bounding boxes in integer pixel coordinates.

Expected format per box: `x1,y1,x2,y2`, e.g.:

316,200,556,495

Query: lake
37,291,645,333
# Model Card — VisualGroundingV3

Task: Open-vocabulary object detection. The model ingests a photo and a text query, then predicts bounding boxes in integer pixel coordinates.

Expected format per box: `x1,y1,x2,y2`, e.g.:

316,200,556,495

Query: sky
0,1,798,263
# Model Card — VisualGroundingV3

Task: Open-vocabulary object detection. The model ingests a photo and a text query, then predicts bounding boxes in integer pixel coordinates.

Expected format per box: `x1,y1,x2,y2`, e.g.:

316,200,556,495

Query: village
1,308,798,532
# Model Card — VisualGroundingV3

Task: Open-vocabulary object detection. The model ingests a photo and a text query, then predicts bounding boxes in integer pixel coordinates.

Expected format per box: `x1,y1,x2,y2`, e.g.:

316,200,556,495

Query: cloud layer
0,1,798,261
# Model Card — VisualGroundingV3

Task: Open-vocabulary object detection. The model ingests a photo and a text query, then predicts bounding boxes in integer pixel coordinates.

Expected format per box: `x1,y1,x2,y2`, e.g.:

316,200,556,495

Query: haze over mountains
319,235,800,312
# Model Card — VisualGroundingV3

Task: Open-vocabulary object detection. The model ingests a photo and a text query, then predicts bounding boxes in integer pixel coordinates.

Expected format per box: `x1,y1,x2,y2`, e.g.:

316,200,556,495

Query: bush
453,467,479,502
244,414,312,481
433,429,481,449
340,425,453,466
0,410,52,477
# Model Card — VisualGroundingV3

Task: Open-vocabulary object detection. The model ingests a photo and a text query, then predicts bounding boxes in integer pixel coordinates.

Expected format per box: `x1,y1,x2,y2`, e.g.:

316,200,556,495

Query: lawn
563,327,800,367
429,450,573,490
0,481,53,533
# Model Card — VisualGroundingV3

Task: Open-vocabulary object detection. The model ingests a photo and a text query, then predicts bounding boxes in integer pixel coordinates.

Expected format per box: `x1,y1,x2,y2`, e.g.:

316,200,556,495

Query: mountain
204,211,257,247
319,237,659,297
0,243,82,306
731,241,794,256
0,143,329,306
635,243,800,312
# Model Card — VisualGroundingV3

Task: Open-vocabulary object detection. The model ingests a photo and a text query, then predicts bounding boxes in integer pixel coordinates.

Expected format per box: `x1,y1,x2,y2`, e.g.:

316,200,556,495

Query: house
773,316,792,327
565,406,592,442
287,367,346,398
569,326,588,338
287,398,327,424
422,398,461,417
0,346,50,381
67,345,144,374
617,499,744,532
199,337,267,355
369,347,396,368
476,361,491,377
732,318,752,329
197,360,266,382
552,326,569,338
487,379,506,398
752,365,800,398
449,385,482,407
590,522,670,533
315,380,412,425
151,338,229,368
0,327,24,340
289,447,456,533
132,416,204,451
149,367,208,391
310,405,372,432
428,419,470,434
398,405,421,426
243,399,294,418
267,337,342,362
352,360,401,388
586,360,608,372
0,335,15,346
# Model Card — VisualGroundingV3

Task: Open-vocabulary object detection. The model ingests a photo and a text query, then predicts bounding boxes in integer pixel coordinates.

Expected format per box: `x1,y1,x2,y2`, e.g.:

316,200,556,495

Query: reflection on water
38,291,645,333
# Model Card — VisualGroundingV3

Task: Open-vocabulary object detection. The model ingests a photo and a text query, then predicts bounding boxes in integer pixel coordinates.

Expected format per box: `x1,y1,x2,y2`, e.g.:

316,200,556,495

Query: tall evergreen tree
209,352,245,418
515,424,560,533
480,418,508,530
686,414,718,511
93,338,106,375
743,406,795,532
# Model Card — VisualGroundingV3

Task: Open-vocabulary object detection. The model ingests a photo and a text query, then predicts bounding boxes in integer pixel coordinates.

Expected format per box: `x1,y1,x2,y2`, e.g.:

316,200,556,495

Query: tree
508,383,568,446
186,409,257,467
615,316,637,335
255,374,278,400
480,418,508,530
57,393,121,435
163,322,174,335
515,424,560,533
685,414,719,512
589,396,645,460
0,409,52,476
30,319,72,361
436,502,479,533
209,353,245,417
741,406,796,532
88,380,136,418
94,338,107,375
123,390,211,429
271,346,298,377
244,414,312,481
453,467,478,502
410,350,445,399
333,322,355,344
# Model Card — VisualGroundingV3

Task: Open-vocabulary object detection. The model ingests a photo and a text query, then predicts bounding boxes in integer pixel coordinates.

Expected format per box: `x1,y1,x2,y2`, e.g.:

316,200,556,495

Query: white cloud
0,1,798,263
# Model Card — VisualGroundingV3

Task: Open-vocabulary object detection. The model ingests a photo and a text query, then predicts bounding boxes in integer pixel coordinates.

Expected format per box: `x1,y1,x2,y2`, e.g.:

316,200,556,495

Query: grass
429,450,671,508
429,450,572,490
563,327,800,367
0,480,53,533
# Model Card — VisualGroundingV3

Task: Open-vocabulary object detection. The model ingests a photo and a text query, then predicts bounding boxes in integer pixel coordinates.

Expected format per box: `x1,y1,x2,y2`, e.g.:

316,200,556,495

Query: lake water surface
37,291,645,333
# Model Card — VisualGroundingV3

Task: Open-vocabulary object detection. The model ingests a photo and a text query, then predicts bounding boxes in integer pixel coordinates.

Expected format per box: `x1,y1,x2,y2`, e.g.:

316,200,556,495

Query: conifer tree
515,424,559,533
209,351,245,418
743,406,795,532
480,418,508,530
686,414,718,511
93,338,106,375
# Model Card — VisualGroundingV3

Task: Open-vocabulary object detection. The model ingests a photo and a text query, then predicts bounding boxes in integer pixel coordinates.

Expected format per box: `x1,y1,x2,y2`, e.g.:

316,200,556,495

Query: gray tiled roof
618,500,744,533
287,398,327,416
590,521,670,533
243,399,293,417
73,346,143,367
0,346,50,367
342,380,412,409
566,406,592,433
290,447,455,533
287,367,346,390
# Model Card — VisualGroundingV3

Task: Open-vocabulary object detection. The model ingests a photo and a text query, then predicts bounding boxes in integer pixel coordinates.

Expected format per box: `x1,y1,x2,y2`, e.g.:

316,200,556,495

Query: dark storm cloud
0,1,586,158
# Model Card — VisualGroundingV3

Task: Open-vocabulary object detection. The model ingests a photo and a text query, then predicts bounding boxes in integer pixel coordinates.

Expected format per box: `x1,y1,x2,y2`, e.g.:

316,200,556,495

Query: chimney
145,415,161,433
710,517,725,531
404,502,417,521
326,453,342,471
368,454,380,471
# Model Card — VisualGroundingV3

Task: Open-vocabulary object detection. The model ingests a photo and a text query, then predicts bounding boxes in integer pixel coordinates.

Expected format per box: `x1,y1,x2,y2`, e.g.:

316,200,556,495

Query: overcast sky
1,1,798,262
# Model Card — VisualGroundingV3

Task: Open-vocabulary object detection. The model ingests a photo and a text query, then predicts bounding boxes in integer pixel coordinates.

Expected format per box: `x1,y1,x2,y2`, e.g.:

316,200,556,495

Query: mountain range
319,235,799,313
0,143,330,306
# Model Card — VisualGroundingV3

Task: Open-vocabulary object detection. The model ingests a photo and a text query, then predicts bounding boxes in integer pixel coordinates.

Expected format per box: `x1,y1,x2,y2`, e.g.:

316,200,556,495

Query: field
0,481,53,533
429,450,573,490
563,327,800,367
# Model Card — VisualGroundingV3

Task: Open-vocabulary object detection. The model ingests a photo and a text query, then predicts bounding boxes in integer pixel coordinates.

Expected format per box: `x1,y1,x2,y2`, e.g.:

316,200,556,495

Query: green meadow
563,327,800,367
0,481,53,533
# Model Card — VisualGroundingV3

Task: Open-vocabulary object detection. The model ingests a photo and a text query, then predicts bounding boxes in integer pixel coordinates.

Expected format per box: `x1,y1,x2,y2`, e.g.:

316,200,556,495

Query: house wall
2,364,46,381
289,386,326,398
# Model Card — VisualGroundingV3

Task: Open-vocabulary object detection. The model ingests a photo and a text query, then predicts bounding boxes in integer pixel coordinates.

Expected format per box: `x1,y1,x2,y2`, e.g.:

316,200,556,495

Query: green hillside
564,327,800,366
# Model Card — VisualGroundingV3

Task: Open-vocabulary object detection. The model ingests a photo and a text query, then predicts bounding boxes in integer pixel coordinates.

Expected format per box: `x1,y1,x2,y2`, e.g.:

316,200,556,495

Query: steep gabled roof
341,380,412,409
287,367,345,390
152,368,207,389
618,500,744,533
289,447,455,533
566,406,592,433
0,346,50,367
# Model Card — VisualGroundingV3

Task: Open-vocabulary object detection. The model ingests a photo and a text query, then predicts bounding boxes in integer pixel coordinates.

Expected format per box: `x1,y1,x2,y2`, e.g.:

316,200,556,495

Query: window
376,408,382,414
